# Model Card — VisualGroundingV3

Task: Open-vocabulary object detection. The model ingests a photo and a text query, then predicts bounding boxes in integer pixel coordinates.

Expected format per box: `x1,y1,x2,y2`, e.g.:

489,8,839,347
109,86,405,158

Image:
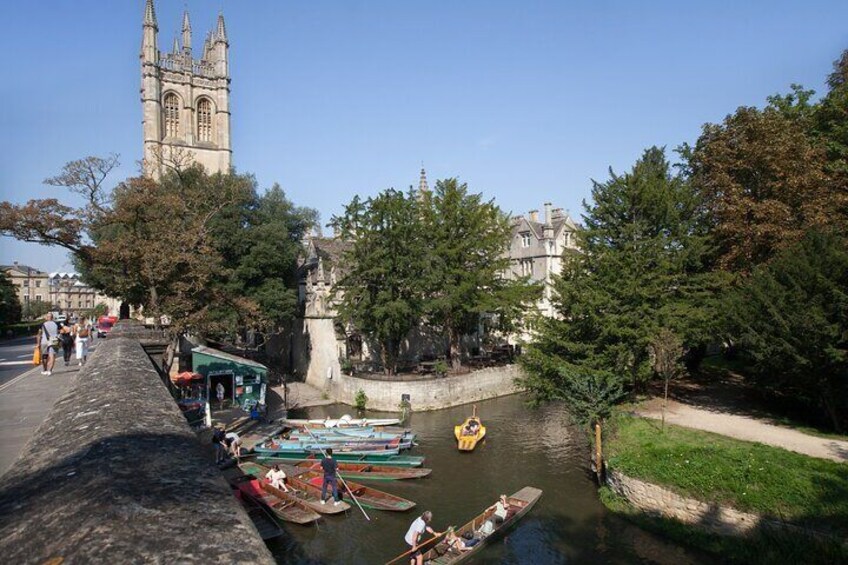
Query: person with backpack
59,321,75,367
36,313,60,376
74,316,93,366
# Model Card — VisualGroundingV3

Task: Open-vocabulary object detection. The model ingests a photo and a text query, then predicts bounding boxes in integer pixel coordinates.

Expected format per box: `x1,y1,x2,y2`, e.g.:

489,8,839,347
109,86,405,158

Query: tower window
163,93,180,138
197,98,213,142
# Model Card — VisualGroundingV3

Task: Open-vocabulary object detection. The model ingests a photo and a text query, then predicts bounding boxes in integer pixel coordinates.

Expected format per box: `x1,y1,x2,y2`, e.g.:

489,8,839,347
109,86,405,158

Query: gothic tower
140,0,232,177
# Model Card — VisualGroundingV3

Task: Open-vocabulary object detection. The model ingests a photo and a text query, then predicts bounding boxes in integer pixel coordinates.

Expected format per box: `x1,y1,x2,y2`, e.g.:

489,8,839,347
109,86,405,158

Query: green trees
424,179,538,369
521,147,710,413
0,158,315,341
333,189,429,375
0,272,22,325
726,231,848,432
332,179,538,375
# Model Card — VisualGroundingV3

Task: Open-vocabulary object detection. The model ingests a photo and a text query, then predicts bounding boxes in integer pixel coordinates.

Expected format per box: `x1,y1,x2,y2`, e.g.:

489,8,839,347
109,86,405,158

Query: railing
159,55,218,78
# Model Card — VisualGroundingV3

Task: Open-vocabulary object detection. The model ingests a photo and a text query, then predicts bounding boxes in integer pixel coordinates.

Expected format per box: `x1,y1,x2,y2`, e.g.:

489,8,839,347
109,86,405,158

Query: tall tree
423,179,537,370
726,230,848,432
521,147,711,403
332,189,429,375
689,104,837,273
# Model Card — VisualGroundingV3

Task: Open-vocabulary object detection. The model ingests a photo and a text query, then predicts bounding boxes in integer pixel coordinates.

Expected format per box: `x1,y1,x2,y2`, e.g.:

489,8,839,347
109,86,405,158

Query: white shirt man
404,511,441,565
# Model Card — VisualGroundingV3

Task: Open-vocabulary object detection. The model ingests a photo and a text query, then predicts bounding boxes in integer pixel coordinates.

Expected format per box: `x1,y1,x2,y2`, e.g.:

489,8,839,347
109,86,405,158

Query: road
0,335,41,388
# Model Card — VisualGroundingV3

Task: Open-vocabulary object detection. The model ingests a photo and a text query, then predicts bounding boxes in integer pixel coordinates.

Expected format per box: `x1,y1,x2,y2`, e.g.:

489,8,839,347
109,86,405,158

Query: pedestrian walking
59,322,75,367
73,316,92,366
404,510,442,565
37,313,60,376
320,448,341,505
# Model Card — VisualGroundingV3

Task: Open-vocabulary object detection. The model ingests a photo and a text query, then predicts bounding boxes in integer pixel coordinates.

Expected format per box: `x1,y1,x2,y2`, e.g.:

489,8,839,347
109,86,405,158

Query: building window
24,296,30,304
197,98,213,142
163,93,180,138
35,280,41,288
35,295,42,302
521,232,531,248
22,279,29,287
520,258,533,277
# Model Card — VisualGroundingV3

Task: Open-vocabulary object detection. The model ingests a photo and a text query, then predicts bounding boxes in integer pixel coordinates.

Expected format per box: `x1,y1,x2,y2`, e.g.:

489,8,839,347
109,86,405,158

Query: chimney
528,209,539,223
544,202,553,225
552,207,564,220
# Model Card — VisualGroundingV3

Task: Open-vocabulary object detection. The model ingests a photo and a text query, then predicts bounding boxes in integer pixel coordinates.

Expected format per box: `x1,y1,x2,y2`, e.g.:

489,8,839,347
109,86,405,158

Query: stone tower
140,0,232,177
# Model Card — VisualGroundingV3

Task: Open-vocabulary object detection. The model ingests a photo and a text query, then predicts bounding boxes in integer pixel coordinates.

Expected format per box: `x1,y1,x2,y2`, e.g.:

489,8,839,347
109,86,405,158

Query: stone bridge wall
0,333,273,564
308,363,525,411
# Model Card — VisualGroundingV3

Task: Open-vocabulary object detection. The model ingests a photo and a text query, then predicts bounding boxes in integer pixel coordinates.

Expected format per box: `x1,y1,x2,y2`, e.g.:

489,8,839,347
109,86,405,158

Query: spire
143,0,157,29
181,10,192,51
216,12,228,43
418,165,429,194
172,35,180,54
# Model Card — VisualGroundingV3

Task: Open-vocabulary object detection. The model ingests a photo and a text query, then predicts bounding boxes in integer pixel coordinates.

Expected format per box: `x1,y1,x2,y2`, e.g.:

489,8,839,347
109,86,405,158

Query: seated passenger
476,518,495,538
489,494,511,521
265,464,289,492
444,527,474,553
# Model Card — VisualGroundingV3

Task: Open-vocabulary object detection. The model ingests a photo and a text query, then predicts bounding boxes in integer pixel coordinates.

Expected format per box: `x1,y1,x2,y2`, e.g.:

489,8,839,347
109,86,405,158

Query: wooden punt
234,487,287,540
454,406,486,451
255,449,424,467
385,486,543,564
238,462,350,515
283,417,402,427
291,468,417,512
293,460,432,481
254,439,402,456
231,475,322,525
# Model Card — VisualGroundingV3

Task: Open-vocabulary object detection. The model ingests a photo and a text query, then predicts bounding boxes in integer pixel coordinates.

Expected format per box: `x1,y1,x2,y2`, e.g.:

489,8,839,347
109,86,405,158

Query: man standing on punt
405,510,443,565
320,448,342,506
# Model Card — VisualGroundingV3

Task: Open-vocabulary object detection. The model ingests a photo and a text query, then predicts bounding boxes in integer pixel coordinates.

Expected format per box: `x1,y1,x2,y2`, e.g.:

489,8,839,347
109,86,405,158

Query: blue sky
1,0,847,271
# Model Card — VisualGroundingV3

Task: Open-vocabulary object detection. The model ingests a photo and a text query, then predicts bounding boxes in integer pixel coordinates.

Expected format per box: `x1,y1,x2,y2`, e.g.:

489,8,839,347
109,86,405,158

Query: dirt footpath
636,400,848,463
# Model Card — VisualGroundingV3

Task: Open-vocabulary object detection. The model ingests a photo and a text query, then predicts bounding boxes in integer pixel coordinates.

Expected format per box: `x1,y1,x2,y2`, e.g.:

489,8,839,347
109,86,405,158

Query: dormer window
521,232,531,248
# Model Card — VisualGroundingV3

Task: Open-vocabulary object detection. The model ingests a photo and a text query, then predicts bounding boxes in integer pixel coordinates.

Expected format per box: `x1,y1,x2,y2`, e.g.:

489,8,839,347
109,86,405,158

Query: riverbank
600,413,848,564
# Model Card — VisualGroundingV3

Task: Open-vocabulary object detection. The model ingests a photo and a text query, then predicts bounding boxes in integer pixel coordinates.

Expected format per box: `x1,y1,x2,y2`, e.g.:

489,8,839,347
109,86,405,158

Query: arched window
197,98,213,142
163,93,180,138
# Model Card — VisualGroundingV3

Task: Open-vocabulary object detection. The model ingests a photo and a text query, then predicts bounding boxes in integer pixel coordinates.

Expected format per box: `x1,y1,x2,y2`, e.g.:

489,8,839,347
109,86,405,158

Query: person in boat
443,527,475,553
225,431,242,458
405,510,443,565
320,448,341,506
489,494,511,522
467,419,480,434
265,464,289,492
476,518,495,538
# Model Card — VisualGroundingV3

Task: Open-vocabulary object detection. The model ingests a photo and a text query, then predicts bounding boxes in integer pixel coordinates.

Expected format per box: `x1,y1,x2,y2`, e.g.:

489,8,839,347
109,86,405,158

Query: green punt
255,452,425,468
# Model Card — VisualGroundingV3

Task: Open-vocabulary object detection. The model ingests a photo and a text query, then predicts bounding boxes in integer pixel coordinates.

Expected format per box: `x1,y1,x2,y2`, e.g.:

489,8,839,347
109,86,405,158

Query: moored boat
238,462,350,515
231,475,322,525
291,468,417,512
454,405,486,451
282,430,415,450
283,415,402,428
257,452,426,468
384,486,543,564
293,460,432,481
254,439,402,456
233,487,287,540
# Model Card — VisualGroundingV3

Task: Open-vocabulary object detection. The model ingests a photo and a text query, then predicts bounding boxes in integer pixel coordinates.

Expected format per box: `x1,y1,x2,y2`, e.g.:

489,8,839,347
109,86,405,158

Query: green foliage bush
354,389,368,411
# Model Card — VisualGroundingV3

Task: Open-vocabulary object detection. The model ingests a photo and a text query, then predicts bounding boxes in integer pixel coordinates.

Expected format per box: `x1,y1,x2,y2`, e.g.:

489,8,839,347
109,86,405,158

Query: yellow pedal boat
454,406,486,451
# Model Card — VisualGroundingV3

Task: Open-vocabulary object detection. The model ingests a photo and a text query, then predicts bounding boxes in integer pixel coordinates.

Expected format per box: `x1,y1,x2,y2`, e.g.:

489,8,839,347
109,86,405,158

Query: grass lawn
605,413,848,536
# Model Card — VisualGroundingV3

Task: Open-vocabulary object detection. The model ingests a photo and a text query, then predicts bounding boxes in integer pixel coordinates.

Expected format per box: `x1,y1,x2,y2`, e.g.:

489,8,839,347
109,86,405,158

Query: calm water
268,394,706,564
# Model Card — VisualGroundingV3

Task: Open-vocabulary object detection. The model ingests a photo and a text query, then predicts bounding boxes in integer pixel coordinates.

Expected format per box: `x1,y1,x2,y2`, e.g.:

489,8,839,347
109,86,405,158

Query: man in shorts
37,313,60,376
404,510,442,565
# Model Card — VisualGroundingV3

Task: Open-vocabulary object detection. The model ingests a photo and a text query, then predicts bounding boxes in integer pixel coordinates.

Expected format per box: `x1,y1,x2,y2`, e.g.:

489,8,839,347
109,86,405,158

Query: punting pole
302,426,371,522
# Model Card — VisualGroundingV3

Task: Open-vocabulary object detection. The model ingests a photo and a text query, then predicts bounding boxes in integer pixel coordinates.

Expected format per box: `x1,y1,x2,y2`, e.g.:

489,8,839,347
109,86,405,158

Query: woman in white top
74,316,93,366
265,464,289,492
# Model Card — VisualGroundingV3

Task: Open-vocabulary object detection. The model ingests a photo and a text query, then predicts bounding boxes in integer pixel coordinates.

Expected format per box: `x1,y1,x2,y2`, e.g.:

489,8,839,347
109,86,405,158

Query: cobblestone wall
0,336,273,564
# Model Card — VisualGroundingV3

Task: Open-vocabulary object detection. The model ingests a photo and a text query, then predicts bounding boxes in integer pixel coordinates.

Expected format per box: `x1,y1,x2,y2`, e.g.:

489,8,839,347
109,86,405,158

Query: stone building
47,273,121,318
140,0,232,177
1,263,49,308
505,203,579,318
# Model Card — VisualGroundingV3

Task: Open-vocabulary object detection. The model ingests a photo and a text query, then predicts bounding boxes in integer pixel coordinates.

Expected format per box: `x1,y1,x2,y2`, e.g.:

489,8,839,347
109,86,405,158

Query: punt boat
230,475,321,525
237,462,350,515
256,452,426,468
293,460,432,481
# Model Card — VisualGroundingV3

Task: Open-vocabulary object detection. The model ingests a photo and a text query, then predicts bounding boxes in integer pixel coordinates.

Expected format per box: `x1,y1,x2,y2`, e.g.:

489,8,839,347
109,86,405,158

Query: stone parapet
309,363,525,411
0,337,273,564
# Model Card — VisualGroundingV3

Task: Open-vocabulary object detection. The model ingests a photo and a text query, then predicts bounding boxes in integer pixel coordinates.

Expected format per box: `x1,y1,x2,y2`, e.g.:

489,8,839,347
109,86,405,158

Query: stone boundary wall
308,363,524,411
0,337,273,564
606,469,840,542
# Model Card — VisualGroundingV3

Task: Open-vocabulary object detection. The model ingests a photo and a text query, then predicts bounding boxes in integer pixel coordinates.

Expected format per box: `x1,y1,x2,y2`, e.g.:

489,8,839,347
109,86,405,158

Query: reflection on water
268,394,706,564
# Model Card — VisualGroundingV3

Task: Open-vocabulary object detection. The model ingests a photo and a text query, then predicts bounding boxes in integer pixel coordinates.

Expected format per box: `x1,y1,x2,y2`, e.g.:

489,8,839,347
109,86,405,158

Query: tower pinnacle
143,0,157,29
418,166,429,194
182,10,192,51
216,12,228,43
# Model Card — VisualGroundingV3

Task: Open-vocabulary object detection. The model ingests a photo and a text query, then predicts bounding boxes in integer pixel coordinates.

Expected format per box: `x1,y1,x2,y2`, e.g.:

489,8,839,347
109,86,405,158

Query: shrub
354,389,368,411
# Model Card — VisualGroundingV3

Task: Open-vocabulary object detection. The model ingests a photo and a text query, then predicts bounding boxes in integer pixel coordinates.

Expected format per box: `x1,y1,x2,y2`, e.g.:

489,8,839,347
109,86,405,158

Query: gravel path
636,400,848,463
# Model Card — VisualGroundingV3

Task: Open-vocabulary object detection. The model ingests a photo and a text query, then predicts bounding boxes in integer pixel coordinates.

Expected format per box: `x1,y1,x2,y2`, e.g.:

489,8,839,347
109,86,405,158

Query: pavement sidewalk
0,360,81,478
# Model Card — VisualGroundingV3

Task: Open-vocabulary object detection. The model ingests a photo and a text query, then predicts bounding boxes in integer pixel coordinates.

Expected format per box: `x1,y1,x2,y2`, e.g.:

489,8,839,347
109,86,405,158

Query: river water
268,394,706,564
